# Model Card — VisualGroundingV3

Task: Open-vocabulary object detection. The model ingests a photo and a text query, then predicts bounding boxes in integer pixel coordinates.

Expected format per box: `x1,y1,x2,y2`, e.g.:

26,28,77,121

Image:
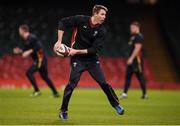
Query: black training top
128,33,144,58
23,33,46,62
58,15,107,60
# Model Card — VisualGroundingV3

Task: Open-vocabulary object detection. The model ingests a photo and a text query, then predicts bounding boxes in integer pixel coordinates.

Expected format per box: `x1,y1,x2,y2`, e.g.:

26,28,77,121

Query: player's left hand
127,58,133,65
68,48,78,56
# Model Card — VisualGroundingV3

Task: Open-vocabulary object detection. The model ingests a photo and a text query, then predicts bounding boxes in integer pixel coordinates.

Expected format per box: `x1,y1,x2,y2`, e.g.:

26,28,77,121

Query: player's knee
99,83,112,92
135,72,143,77
98,79,107,85
99,81,109,87
65,83,75,91
126,72,132,77
26,71,32,77
40,74,48,80
68,79,79,89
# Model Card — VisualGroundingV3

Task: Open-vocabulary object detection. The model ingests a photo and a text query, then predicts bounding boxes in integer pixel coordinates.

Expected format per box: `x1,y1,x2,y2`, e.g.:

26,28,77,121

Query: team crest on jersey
129,36,135,45
93,31,98,37
83,25,87,29
130,36,135,41
73,62,77,67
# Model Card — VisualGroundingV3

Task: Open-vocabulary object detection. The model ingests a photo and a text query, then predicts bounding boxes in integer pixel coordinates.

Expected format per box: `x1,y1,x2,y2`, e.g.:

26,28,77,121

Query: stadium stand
139,8,179,83
0,1,180,89
157,1,180,79
0,55,155,89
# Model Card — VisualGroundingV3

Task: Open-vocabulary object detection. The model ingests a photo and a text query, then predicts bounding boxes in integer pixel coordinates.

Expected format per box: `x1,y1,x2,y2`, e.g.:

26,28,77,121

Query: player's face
130,25,139,34
19,28,25,39
95,9,106,24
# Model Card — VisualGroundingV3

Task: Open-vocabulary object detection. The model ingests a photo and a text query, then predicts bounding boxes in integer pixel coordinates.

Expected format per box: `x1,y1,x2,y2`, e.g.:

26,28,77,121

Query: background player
13,24,60,97
121,21,147,99
54,5,124,121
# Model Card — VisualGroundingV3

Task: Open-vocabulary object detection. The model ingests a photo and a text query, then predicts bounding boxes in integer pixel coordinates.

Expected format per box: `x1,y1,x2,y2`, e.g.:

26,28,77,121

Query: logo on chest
93,31,98,37
83,25,87,29
82,25,98,37
129,36,135,45
130,36,135,41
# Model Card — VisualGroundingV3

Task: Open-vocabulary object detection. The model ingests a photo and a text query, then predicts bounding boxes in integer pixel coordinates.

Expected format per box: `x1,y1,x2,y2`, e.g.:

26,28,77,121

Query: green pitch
0,88,180,125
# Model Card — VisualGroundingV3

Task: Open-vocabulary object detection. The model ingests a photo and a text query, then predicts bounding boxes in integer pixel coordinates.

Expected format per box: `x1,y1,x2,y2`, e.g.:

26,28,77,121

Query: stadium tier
158,1,180,75
1,55,180,89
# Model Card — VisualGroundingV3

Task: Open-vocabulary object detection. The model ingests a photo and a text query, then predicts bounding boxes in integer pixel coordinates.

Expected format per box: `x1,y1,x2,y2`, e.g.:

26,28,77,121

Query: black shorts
68,57,107,88
28,57,48,74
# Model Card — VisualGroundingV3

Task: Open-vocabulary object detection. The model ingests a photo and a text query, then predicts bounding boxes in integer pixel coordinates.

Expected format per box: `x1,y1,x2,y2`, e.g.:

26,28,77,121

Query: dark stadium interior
0,0,180,88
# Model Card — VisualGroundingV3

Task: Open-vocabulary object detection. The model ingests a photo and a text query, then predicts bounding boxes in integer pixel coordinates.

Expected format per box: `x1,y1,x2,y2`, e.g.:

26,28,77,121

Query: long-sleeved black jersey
58,15,107,60
23,33,46,62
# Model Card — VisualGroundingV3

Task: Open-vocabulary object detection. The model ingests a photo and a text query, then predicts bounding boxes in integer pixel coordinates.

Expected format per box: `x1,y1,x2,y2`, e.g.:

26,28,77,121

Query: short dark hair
19,24,29,32
92,5,108,15
131,21,140,28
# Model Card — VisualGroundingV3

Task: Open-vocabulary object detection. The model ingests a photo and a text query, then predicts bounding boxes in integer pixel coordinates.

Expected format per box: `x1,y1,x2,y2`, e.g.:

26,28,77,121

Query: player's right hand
53,41,61,52
127,57,133,65
53,41,63,57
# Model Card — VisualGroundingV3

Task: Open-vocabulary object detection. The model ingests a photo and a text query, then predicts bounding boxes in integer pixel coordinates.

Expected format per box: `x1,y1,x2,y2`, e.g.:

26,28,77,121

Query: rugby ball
56,44,70,57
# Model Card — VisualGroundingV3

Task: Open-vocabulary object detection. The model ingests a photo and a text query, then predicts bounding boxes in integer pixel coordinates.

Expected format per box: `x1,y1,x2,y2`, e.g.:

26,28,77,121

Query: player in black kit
120,21,147,99
13,24,59,97
54,5,124,121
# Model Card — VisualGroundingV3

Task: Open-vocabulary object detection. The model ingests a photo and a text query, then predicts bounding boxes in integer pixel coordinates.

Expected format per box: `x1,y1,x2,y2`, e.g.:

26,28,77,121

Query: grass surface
0,88,180,125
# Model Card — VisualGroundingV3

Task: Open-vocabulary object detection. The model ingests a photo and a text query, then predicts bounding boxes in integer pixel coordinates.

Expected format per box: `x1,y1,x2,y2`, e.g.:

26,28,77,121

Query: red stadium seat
1,55,177,89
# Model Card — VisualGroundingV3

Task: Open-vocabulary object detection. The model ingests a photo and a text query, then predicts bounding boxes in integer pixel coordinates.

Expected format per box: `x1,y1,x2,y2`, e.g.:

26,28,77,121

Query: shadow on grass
45,119,75,125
